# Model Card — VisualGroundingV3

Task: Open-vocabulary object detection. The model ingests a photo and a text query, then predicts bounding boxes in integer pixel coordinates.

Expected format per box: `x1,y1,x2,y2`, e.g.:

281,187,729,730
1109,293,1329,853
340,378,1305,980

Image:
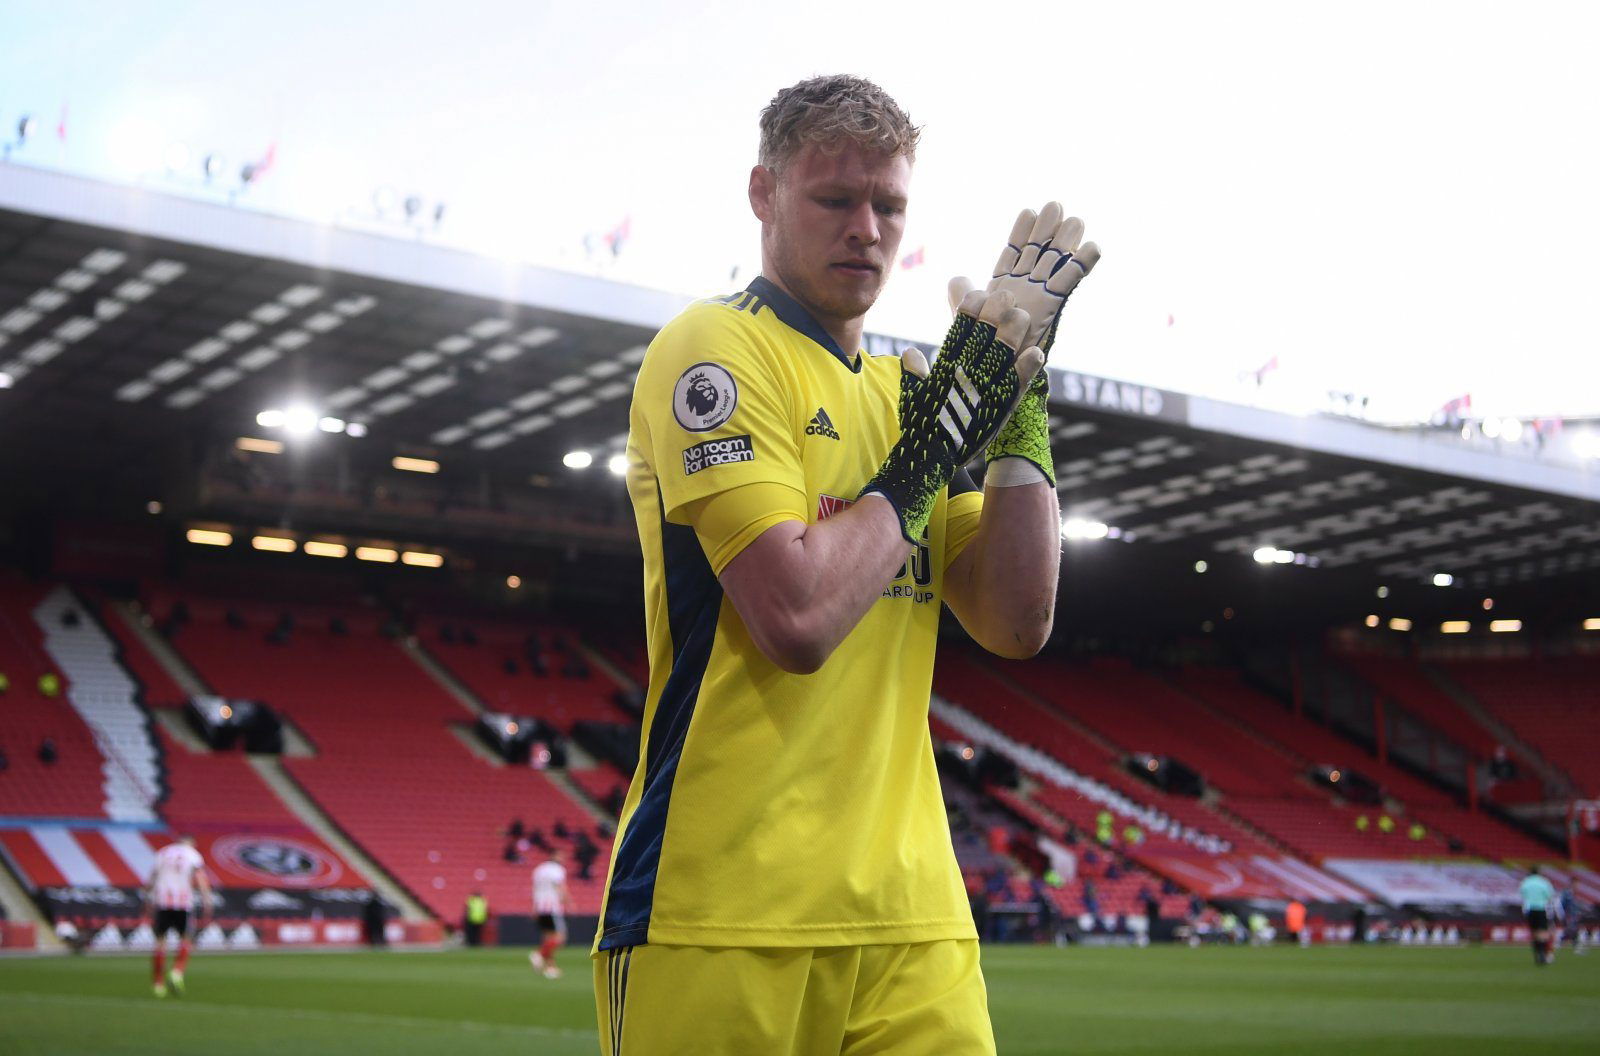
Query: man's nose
844,201,880,246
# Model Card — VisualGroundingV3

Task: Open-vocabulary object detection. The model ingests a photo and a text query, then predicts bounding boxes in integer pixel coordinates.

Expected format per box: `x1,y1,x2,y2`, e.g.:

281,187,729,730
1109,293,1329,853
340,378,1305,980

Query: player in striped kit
529,847,568,979
142,834,213,998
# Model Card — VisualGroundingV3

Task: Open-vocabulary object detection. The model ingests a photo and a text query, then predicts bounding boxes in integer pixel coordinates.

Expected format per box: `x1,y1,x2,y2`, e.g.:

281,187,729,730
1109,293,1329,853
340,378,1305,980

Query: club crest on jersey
673,362,738,432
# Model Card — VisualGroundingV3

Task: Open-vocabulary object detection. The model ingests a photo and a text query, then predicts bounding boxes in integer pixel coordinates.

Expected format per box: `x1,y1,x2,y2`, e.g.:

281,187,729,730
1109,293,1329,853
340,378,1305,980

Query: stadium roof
3,167,1598,628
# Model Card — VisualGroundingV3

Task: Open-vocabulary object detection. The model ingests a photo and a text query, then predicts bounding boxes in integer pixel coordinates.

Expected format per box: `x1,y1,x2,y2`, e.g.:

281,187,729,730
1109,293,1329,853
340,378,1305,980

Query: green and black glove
949,203,1100,486
861,290,1042,542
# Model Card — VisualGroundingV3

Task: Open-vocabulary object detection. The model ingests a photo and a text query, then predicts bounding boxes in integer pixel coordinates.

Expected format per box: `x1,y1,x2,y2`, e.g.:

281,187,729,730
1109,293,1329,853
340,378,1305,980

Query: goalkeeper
593,75,1097,1056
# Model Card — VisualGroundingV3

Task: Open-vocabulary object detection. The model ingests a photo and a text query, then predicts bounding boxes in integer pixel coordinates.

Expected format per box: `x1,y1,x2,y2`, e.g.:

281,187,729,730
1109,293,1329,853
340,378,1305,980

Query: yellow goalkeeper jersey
596,276,984,951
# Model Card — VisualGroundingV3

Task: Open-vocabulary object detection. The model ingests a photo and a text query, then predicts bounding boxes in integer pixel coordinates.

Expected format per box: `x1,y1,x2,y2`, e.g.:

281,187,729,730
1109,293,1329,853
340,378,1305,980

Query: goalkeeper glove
861,290,1042,542
952,203,1099,486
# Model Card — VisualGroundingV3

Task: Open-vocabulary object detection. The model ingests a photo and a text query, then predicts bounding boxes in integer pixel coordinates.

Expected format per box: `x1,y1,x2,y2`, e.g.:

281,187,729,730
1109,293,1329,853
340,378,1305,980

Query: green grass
2,944,1597,1054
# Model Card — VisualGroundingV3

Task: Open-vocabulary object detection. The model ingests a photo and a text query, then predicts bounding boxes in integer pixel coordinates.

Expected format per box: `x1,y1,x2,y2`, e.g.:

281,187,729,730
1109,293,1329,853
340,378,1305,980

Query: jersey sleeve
635,303,807,526
943,469,984,572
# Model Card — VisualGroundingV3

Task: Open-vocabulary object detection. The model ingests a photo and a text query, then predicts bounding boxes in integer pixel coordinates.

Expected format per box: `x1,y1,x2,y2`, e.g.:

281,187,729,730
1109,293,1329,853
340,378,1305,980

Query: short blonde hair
758,75,920,173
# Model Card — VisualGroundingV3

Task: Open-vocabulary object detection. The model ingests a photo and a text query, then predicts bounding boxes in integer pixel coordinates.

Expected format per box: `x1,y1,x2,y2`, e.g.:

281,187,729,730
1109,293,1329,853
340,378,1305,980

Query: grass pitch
2,944,1597,1054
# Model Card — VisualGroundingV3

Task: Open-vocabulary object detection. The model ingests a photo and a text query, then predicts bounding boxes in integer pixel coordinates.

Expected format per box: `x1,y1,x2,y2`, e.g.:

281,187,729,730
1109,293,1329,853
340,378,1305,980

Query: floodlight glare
1432,573,1454,587
282,406,317,436
1273,549,1295,564
1501,418,1523,442
318,417,345,433
1253,547,1276,564
1388,617,1413,632
1194,560,1208,574
1441,621,1471,634
256,408,285,428
0,372,13,389
1489,619,1522,633
563,450,593,470
345,422,368,438
608,453,628,476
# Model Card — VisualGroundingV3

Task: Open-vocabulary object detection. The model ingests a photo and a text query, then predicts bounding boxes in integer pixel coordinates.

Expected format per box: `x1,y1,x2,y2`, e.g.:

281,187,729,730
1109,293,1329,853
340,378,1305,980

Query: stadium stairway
30,586,163,821
1421,660,1582,798
110,595,430,921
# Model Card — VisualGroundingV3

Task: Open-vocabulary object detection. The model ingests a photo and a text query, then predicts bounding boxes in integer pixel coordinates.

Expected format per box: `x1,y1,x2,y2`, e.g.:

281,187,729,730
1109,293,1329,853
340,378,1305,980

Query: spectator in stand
506,818,526,839
1095,809,1114,846
0,746,8,772
502,838,522,864
1407,822,1427,842
528,828,551,852
38,737,57,765
1490,744,1518,781
1082,878,1100,919
553,819,570,840
1377,814,1396,835
1285,899,1307,946
0,671,10,695
38,672,61,698
1355,814,1370,833
572,830,599,880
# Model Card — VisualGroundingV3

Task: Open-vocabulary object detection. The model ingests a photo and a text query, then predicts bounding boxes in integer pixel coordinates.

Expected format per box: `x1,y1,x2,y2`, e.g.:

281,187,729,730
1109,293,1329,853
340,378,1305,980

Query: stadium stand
1442,655,1600,796
415,615,628,730
1342,654,1501,758
0,575,119,819
145,589,613,918
1174,665,1557,860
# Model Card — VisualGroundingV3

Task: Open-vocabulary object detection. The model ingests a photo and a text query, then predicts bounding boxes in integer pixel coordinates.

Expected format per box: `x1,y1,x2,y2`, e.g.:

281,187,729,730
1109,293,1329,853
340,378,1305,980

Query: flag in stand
242,142,277,185
1436,393,1472,422
1252,354,1279,385
56,104,68,142
899,246,925,270
604,216,632,258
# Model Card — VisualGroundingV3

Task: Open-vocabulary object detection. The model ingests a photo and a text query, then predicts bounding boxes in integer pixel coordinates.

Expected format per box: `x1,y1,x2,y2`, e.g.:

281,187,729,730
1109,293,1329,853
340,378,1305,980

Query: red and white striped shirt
150,842,205,911
532,861,566,915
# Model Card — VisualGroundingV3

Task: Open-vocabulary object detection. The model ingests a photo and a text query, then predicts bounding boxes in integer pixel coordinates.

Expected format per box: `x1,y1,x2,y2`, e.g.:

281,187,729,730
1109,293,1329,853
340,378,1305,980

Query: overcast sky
4,0,1598,422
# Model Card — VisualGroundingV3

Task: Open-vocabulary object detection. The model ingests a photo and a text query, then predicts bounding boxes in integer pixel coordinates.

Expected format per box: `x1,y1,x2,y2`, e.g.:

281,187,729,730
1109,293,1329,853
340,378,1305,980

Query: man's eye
818,197,849,209
875,204,903,217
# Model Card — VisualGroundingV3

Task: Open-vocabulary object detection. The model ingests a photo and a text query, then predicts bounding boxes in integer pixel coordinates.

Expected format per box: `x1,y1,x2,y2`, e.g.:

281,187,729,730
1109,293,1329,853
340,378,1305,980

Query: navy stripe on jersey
599,489,722,949
745,276,861,373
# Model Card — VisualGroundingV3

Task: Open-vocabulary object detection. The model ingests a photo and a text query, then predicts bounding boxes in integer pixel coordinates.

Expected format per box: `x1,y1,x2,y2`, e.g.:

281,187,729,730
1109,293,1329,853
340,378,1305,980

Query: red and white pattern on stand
1131,850,1372,901
0,824,363,890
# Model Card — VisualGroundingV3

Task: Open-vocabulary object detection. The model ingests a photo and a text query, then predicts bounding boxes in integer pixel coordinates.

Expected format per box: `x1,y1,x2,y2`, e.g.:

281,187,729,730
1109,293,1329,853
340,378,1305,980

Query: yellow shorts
593,940,994,1056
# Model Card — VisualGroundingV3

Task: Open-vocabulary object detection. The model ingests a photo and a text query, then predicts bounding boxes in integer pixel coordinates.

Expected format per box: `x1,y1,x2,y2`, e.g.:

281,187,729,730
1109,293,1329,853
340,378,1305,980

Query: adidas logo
805,407,840,440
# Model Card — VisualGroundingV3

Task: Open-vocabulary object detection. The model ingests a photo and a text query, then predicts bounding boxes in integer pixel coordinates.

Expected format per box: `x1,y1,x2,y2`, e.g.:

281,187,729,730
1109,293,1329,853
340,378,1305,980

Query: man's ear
748,165,776,224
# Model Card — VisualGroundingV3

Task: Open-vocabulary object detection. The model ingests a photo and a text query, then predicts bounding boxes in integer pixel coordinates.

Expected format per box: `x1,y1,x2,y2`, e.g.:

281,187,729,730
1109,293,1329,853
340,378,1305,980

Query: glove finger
1029,202,1065,250
956,288,990,320
992,209,1036,279
900,345,930,380
993,305,1031,351
947,276,976,314
1031,218,1085,283
976,289,1017,326
1014,346,1045,391
1052,215,1085,256
1045,242,1101,298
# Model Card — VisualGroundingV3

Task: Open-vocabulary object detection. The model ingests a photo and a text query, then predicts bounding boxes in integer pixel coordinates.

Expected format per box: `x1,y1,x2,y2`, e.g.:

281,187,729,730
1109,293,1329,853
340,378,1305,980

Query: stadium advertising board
1049,367,1189,424
1321,859,1568,907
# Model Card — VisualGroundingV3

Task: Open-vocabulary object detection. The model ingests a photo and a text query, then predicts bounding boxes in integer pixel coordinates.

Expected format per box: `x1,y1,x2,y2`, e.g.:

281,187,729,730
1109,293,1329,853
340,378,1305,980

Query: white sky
4,0,1599,421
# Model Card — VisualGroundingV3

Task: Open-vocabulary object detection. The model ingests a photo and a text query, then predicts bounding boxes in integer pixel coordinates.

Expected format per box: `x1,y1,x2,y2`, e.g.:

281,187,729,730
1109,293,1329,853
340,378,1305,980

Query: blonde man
593,74,1095,1054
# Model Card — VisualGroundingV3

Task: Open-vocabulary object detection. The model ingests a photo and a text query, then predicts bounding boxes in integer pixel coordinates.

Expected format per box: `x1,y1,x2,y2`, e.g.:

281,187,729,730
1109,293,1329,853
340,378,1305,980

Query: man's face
753,141,911,329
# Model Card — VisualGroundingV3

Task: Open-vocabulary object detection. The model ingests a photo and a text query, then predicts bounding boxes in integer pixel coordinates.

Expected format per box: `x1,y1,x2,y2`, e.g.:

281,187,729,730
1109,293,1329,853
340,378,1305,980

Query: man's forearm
953,479,1060,657
719,494,911,674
